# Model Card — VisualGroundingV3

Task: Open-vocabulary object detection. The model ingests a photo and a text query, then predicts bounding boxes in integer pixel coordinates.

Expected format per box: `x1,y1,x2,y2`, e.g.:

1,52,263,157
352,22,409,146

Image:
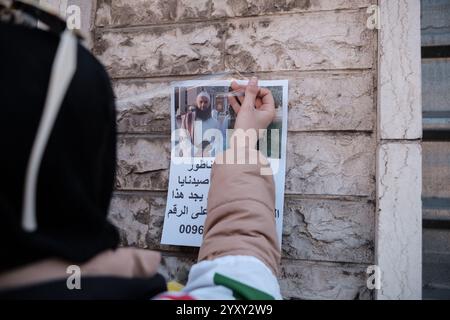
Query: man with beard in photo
181,91,221,157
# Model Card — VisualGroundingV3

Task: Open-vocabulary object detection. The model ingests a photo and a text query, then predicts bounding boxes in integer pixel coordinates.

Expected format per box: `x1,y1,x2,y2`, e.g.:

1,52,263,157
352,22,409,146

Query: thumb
242,76,259,111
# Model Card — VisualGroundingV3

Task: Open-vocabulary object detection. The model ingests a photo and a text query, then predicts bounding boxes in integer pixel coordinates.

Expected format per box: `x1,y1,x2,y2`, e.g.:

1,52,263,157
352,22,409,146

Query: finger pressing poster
161,79,288,247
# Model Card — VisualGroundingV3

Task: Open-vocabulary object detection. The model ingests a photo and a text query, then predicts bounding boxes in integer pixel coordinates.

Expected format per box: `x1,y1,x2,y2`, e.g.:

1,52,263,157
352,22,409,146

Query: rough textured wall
93,0,378,300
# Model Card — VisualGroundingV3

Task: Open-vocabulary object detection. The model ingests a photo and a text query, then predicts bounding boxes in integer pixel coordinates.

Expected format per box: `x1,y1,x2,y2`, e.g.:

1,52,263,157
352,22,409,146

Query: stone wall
92,0,378,300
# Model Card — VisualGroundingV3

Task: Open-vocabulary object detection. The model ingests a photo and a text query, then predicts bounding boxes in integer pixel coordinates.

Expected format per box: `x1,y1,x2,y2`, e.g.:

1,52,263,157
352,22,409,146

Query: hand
228,77,276,132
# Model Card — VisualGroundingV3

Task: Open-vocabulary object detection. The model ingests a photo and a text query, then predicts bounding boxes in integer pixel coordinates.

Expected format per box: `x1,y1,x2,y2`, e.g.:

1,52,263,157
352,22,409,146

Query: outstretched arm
177,77,282,300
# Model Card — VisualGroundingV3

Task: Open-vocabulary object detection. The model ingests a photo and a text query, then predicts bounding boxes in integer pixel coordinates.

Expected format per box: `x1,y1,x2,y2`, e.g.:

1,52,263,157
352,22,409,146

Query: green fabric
213,273,275,300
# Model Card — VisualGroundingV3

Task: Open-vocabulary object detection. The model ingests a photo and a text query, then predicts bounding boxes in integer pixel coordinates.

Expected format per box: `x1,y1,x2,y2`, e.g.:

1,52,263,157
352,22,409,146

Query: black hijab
0,22,119,272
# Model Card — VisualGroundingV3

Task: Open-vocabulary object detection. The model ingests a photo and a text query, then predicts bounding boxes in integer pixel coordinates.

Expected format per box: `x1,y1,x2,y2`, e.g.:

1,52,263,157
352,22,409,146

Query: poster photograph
161,80,289,247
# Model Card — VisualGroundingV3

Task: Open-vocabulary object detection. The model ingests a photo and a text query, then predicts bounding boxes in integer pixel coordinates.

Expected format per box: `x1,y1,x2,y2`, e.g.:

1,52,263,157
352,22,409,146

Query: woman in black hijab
0,7,166,299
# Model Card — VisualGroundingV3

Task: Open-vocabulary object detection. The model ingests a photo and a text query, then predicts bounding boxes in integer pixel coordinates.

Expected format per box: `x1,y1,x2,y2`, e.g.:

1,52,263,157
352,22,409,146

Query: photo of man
176,88,223,157
182,90,219,139
174,83,283,159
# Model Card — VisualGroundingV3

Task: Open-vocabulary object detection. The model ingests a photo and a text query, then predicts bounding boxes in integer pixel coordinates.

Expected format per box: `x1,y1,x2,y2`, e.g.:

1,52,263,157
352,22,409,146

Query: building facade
41,0,424,299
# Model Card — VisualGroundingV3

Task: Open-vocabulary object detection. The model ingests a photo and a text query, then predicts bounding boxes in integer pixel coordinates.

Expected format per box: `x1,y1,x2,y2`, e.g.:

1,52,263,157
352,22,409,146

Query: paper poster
161,80,288,247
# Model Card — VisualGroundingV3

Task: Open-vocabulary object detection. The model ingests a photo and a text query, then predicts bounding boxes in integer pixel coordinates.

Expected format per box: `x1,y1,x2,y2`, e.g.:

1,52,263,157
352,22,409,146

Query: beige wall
40,0,95,46
90,0,379,300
